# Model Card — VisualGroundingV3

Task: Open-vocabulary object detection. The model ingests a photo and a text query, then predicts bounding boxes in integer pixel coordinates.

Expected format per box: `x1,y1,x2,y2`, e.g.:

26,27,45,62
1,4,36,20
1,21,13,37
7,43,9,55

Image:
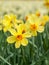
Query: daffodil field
0,0,49,65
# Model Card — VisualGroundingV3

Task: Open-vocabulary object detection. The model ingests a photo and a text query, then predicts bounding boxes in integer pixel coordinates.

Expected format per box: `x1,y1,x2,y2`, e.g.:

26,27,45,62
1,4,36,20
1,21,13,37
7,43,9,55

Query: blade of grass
0,55,11,65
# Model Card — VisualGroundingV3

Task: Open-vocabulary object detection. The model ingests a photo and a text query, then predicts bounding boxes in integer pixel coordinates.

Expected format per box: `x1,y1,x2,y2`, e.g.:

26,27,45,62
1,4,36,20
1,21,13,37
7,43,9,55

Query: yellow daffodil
35,10,41,17
44,0,49,8
25,11,41,21
25,14,33,21
2,14,23,32
7,24,31,48
26,14,44,36
2,14,16,32
42,15,49,22
40,15,49,26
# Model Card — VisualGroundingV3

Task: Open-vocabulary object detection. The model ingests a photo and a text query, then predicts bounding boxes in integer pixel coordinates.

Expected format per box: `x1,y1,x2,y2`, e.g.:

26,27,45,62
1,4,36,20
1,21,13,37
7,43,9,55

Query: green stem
14,48,16,65
45,24,49,39
21,47,26,65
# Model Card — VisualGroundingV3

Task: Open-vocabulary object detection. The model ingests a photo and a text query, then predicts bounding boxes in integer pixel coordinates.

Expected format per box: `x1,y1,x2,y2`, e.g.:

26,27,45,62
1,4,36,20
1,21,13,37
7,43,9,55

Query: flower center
25,16,28,20
45,2,49,7
22,30,26,34
10,21,13,23
36,13,40,17
30,24,37,31
16,35,22,41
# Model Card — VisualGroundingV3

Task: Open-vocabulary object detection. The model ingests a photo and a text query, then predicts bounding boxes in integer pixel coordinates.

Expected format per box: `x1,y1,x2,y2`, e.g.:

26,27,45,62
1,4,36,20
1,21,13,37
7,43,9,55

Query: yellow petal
3,19,10,26
10,14,16,20
3,27,7,32
3,24,12,32
4,15,10,21
15,41,21,48
23,32,31,38
21,38,28,46
16,24,24,34
31,31,37,36
37,26,44,33
13,23,18,29
7,36,16,43
8,28,17,36
42,15,49,22
16,19,23,23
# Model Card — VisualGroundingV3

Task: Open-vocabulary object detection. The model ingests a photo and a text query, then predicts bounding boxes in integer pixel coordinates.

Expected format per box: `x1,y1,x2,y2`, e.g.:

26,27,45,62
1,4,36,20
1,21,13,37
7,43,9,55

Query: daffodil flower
7,24,31,48
2,14,23,32
35,10,41,17
26,14,44,36
44,0,49,8
2,14,16,32
40,15,49,26
25,14,33,21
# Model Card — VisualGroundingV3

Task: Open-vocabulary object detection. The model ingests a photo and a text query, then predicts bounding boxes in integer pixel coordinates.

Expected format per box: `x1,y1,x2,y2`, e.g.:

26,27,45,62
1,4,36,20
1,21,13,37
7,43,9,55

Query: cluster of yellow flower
0,13,49,48
44,0,49,8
